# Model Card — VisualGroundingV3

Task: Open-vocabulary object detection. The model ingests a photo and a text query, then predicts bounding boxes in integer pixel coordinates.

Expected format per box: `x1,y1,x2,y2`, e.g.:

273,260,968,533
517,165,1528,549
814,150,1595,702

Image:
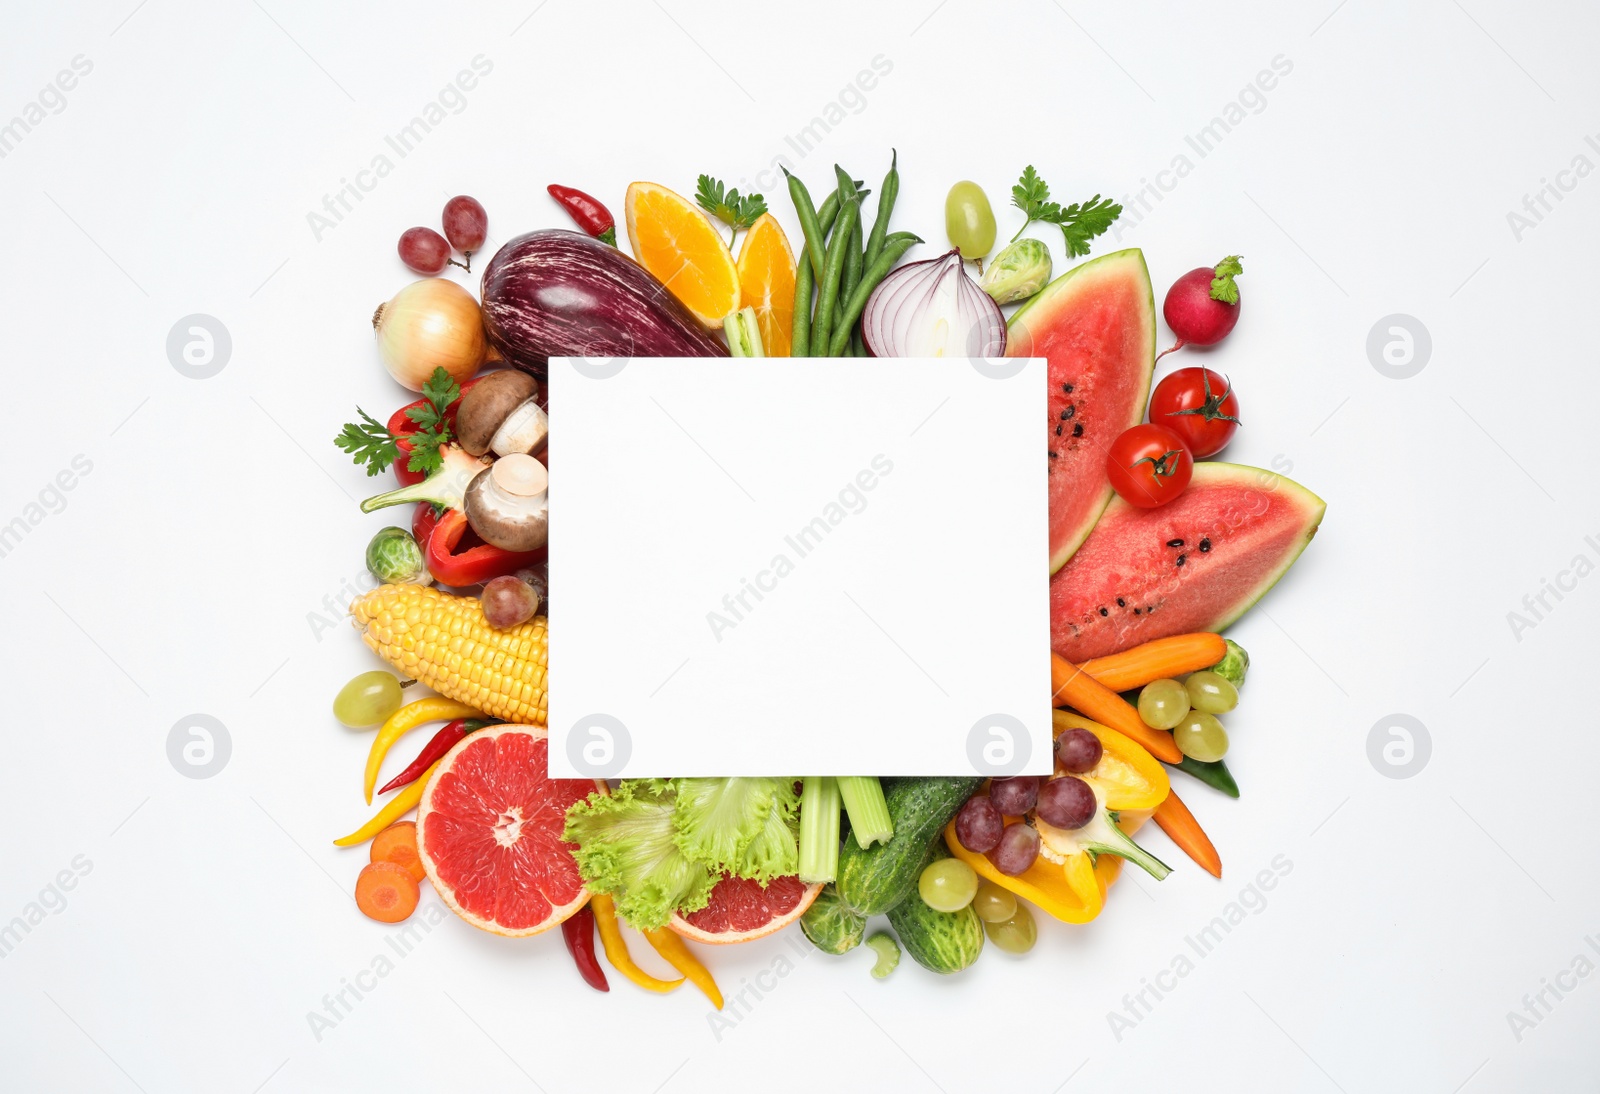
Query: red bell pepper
388,376,485,486
424,508,544,587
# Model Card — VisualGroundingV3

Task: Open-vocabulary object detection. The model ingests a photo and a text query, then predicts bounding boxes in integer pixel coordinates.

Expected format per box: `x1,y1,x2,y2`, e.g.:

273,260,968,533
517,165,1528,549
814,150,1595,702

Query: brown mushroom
463,454,548,552
455,370,548,458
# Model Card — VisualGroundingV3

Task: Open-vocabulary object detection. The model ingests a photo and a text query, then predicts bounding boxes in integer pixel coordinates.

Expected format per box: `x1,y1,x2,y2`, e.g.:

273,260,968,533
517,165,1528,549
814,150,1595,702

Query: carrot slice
1152,788,1222,878
1078,633,1227,693
355,861,420,922
1050,653,1182,763
370,821,424,882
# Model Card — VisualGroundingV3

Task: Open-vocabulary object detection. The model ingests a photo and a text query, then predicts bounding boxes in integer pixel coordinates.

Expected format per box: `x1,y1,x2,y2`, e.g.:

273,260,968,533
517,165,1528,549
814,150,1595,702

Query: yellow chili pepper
590,895,683,994
644,927,722,1010
943,714,1170,923
363,697,480,804
334,760,440,847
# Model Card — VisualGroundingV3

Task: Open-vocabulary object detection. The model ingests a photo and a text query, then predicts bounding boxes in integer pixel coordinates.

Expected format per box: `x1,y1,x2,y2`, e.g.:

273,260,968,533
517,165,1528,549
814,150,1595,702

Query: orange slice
625,181,740,329
735,213,796,356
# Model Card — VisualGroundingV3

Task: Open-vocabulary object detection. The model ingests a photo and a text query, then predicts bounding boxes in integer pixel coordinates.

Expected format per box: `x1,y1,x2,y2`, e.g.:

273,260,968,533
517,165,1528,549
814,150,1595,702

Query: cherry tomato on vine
1107,424,1193,508
1149,368,1241,458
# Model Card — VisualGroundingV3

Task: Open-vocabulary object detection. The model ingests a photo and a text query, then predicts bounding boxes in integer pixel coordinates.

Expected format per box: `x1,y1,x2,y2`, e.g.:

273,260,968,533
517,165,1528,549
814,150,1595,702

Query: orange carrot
370,821,425,882
1050,653,1182,763
1153,788,1222,878
355,861,420,922
1078,633,1228,693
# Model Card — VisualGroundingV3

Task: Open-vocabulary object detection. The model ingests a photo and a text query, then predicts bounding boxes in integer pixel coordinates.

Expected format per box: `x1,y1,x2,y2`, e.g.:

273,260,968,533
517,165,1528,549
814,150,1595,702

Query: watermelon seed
1116,598,1126,607
1072,423,1083,437
1167,538,1184,547
1133,608,1141,615
1199,537,1211,552
1048,451,1058,459
1061,405,1076,420
1055,424,1063,436
1176,554,1187,566
1063,383,1074,393
1099,607,1108,616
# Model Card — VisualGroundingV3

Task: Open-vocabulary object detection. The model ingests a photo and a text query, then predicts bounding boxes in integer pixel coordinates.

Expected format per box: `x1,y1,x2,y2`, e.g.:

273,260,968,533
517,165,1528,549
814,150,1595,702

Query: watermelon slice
1007,248,1156,573
1050,463,1326,661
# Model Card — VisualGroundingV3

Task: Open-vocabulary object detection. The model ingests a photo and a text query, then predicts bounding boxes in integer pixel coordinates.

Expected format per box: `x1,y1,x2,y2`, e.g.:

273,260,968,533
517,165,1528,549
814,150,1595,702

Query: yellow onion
372,278,487,391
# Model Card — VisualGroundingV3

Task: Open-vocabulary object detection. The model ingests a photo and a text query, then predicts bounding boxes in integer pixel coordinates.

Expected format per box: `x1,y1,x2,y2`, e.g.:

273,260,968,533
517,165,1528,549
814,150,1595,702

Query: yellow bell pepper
942,713,1170,924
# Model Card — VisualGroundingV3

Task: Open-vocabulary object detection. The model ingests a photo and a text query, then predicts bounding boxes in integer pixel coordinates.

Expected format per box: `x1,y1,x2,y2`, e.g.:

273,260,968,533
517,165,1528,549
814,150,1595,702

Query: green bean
790,245,814,357
828,233,922,357
783,168,828,283
811,193,861,357
862,149,899,271
837,217,864,349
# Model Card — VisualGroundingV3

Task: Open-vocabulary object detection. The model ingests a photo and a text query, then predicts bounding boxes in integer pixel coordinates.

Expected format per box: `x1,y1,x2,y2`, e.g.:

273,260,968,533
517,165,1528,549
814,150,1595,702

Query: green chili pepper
1172,755,1240,799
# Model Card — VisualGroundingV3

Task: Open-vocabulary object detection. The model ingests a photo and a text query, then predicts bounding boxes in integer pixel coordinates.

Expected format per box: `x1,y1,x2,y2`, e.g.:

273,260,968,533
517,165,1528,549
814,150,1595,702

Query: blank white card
548,356,1050,778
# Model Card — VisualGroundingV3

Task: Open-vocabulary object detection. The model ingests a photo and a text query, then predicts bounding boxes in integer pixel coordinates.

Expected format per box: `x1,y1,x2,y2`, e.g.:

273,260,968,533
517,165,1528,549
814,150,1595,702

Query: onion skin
480,230,726,379
373,278,488,391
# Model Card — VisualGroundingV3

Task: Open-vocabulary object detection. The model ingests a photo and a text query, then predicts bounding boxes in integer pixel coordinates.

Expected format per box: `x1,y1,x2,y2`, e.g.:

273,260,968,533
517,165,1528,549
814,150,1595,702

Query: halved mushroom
463,453,548,552
456,370,548,458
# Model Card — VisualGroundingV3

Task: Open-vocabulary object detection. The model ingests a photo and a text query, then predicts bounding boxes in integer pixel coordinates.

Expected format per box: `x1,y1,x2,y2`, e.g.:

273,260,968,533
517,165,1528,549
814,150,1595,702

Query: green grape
333,670,403,728
1174,711,1229,762
944,181,996,262
1138,678,1191,730
984,903,1037,954
1185,670,1239,714
918,857,979,912
971,881,1017,924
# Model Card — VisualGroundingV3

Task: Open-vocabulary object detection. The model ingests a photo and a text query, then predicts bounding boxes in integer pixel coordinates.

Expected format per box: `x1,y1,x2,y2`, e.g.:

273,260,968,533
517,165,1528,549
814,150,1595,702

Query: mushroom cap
456,370,540,457
463,456,549,553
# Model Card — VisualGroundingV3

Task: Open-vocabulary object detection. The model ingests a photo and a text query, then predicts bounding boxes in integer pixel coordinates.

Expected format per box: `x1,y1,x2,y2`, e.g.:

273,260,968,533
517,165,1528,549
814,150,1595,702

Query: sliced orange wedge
625,182,740,329
735,213,796,356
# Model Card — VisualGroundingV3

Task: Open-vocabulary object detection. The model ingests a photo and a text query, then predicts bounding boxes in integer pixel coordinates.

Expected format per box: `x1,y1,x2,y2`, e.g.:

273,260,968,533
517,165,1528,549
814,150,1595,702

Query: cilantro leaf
1008,166,1123,257
333,409,399,476
695,174,767,236
1210,255,1244,304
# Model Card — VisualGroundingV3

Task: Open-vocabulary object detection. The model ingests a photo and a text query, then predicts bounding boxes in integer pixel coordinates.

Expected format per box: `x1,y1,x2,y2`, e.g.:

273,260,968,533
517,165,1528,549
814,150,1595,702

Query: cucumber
836,776,981,915
800,884,866,955
886,848,985,975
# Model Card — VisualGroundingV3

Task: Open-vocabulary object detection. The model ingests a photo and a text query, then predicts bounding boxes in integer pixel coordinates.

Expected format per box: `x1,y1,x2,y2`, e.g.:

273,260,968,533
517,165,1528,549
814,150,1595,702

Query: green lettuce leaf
561,779,716,930
670,777,781,874
734,780,800,882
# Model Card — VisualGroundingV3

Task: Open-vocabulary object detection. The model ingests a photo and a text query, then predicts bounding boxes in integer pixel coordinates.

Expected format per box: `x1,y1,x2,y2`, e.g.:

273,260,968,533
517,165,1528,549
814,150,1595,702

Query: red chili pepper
425,508,545,587
548,184,616,246
376,718,488,796
387,376,485,486
561,905,610,992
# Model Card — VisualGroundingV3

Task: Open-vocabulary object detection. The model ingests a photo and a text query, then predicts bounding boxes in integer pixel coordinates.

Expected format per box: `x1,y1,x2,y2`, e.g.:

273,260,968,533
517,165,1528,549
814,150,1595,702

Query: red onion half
861,248,1007,358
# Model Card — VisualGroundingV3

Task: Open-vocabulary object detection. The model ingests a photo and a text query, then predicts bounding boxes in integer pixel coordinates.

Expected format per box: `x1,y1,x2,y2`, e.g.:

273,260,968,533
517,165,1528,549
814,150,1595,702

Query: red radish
1157,255,1242,361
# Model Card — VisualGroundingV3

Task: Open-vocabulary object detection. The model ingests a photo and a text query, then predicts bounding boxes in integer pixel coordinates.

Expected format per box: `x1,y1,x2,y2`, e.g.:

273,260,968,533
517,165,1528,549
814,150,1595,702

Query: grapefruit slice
1050,462,1326,661
668,874,822,945
416,725,605,937
1006,249,1156,573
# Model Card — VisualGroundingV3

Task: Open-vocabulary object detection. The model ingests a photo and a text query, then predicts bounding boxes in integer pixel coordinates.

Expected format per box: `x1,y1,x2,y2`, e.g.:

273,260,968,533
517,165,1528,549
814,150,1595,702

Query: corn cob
350,584,547,725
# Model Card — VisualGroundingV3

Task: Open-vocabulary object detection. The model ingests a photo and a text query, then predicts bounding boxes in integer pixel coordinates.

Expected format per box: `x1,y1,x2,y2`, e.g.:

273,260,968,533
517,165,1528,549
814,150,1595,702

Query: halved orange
735,213,796,356
625,182,740,329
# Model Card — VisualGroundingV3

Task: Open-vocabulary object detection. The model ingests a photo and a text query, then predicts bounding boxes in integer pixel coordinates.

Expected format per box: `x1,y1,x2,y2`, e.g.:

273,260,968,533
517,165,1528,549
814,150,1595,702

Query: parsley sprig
1009,166,1122,258
695,174,767,243
334,367,461,477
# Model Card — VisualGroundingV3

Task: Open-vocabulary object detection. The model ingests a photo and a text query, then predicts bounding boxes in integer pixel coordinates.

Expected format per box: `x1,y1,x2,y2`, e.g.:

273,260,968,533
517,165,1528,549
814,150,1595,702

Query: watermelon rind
1007,248,1156,574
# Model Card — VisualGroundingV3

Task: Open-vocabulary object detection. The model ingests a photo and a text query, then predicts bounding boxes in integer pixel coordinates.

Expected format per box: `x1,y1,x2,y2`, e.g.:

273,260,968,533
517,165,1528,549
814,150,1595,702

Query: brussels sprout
978,237,1052,305
365,526,431,586
800,884,866,955
1211,639,1250,688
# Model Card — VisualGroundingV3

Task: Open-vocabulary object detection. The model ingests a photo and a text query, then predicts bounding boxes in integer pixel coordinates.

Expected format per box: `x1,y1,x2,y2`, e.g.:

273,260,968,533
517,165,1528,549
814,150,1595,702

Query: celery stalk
837,776,893,848
798,777,841,883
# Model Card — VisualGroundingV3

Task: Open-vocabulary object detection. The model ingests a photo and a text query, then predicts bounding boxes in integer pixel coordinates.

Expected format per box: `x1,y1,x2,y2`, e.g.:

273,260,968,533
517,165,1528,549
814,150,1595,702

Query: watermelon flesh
1050,463,1326,661
1007,249,1156,573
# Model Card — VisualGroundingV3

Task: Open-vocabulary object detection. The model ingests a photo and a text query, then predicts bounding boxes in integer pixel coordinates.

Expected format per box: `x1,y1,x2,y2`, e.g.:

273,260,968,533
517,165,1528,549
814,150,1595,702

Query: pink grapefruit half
416,724,605,937
668,874,822,945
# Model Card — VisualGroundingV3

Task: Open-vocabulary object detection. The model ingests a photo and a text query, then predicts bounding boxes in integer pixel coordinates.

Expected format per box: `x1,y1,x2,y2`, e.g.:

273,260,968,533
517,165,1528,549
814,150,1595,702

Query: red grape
989,776,1039,817
443,195,488,254
481,575,538,629
1035,777,1096,830
1055,729,1103,774
398,227,451,275
989,823,1040,876
954,796,1003,853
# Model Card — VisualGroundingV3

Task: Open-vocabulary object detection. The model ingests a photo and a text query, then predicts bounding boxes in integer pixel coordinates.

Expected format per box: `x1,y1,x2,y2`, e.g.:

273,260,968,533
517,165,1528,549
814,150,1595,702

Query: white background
1,1,1596,1091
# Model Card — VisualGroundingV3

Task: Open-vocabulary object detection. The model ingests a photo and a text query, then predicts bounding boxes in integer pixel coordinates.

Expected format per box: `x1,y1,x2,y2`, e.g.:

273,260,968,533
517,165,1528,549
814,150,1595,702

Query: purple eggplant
480,229,725,377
